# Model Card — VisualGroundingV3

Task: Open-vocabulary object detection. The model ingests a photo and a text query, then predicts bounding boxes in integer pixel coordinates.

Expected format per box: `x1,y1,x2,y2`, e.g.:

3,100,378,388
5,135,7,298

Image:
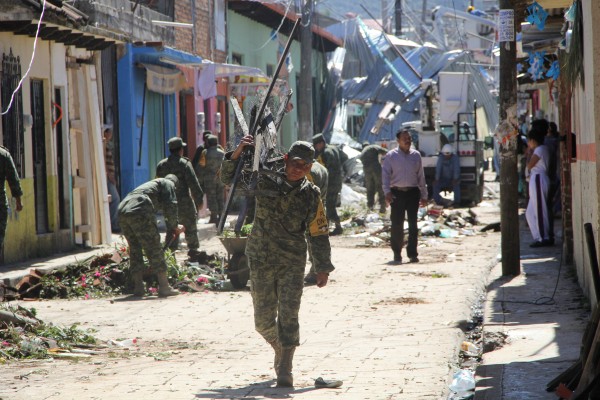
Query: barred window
1,48,25,177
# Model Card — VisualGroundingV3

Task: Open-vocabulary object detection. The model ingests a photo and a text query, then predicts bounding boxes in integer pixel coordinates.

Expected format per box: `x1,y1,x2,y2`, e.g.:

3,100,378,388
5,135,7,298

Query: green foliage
0,305,98,361
37,252,128,300
339,207,357,221
221,224,253,238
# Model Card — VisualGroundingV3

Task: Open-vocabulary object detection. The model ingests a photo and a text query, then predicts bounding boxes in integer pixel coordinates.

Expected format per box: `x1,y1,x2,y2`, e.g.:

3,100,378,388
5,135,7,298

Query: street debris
0,304,98,362
447,369,475,399
1,243,239,301
375,297,427,305
339,204,482,248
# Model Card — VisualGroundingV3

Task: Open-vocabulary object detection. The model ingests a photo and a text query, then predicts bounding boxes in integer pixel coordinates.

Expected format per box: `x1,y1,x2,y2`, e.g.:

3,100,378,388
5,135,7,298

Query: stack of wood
547,223,600,399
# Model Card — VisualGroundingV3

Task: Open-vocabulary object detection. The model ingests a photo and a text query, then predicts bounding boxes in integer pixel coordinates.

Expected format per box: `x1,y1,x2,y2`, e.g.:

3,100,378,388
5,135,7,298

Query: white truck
404,71,485,206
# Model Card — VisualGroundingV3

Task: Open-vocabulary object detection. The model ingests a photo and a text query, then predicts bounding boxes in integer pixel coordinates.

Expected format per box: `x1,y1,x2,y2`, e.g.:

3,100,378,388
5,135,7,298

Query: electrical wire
494,245,563,306
1,0,47,116
245,0,293,52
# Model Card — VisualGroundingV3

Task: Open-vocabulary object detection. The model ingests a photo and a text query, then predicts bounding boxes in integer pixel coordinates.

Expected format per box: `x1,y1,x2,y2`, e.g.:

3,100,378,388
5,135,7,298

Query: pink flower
100,266,105,270
1,341,10,346
81,275,86,281
148,287,158,294
81,283,87,288
94,272,101,277
85,294,90,300
197,276,209,284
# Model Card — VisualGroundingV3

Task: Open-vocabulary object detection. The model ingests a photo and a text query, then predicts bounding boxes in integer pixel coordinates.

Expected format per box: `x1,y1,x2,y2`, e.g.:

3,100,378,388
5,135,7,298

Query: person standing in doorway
382,129,428,264
0,146,23,254
526,128,552,247
156,137,204,259
103,126,120,233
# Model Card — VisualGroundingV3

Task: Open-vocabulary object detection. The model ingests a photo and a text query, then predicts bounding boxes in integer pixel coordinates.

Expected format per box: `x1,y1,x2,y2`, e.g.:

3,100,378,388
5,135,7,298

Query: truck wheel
229,253,249,289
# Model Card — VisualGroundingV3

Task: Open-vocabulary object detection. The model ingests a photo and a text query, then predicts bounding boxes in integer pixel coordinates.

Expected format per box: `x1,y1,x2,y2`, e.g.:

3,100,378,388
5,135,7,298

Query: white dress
526,145,551,242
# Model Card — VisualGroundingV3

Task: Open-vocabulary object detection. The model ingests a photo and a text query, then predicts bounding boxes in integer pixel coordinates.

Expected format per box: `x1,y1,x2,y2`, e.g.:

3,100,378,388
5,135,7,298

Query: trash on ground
0,304,99,361
448,369,476,399
314,377,343,389
460,341,480,357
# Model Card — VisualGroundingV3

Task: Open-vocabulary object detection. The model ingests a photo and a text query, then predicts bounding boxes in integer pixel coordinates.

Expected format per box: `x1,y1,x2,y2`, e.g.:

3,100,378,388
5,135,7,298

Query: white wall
571,0,600,304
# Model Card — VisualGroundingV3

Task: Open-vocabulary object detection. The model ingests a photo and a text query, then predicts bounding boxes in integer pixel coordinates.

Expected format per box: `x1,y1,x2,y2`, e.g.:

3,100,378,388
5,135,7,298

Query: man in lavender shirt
382,130,428,264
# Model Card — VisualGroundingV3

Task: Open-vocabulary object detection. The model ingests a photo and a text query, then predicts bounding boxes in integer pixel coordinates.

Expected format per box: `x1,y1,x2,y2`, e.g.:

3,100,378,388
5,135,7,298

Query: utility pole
394,0,402,37
421,0,428,43
382,0,389,33
298,0,313,141
498,0,520,276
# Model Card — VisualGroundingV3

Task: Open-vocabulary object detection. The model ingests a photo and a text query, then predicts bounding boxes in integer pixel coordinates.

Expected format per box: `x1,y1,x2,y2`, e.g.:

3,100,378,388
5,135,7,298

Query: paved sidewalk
0,204,502,400
475,216,588,399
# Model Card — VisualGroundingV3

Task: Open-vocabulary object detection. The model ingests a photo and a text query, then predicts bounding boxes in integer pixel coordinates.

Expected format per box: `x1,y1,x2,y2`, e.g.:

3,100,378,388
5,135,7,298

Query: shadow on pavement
194,379,327,399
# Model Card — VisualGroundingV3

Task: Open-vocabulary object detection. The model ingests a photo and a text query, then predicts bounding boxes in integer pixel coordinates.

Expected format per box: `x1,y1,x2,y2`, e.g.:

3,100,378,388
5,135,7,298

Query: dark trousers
390,187,420,259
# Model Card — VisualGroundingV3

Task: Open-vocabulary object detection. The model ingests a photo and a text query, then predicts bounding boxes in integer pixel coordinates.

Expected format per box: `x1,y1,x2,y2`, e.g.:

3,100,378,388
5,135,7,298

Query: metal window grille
1,48,25,177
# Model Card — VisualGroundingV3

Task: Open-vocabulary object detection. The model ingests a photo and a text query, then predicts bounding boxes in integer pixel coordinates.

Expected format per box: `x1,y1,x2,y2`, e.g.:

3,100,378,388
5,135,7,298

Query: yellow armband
309,199,329,236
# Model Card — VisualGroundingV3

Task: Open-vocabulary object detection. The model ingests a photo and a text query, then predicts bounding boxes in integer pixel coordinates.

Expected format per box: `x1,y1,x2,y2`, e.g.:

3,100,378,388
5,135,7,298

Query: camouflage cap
288,141,315,164
312,133,325,145
168,137,186,150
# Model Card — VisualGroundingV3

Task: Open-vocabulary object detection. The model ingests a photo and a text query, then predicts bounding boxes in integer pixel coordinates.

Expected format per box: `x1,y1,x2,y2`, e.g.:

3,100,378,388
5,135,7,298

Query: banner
143,64,187,95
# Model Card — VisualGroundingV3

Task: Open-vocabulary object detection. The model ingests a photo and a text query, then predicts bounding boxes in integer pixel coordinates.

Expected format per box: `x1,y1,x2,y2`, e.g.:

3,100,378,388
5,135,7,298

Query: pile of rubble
340,205,481,248
0,304,99,361
1,246,234,301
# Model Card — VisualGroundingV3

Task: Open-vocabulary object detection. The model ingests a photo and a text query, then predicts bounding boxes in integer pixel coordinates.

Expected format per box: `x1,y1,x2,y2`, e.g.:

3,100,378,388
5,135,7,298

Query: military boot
132,271,145,297
276,346,296,387
268,340,282,371
157,271,179,297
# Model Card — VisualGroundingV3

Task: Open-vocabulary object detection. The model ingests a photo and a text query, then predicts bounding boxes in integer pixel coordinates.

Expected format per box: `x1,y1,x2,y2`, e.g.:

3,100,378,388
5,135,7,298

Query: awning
200,62,267,79
141,63,188,95
133,45,203,67
195,62,267,98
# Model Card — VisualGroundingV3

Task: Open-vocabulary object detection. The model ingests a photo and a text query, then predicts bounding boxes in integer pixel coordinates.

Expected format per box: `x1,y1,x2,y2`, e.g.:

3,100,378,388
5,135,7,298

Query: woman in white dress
525,129,552,247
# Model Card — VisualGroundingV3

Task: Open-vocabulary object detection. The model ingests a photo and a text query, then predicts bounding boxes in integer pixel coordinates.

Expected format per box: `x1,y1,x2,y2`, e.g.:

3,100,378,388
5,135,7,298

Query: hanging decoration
516,63,524,73
546,60,560,80
527,51,547,81
525,2,549,30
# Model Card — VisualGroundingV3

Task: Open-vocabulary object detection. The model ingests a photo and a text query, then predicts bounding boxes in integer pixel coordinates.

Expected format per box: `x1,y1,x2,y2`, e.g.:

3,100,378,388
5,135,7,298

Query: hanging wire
247,0,294,52
1,0,47,116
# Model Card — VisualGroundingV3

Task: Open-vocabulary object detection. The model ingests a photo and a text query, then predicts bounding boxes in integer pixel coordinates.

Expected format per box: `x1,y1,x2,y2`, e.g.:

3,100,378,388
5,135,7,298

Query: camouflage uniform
306,161,328,203
221,147,334,348
313,135,345,230
199,135,225,223
0,147,23,248
360,144,387,212
156,138,204,252
118,178,178,274
305,162,328,280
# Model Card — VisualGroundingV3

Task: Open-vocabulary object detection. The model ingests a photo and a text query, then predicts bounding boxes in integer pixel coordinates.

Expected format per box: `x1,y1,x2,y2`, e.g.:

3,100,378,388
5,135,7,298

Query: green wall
228,11,327,151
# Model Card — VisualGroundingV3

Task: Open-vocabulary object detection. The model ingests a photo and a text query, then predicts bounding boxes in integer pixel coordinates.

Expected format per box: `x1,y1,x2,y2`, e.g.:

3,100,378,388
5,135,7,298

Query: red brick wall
174,0,227,63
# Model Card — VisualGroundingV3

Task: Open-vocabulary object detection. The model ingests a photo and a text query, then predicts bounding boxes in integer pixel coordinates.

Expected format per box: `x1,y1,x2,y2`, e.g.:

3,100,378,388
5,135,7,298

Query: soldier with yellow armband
220,137,335,388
